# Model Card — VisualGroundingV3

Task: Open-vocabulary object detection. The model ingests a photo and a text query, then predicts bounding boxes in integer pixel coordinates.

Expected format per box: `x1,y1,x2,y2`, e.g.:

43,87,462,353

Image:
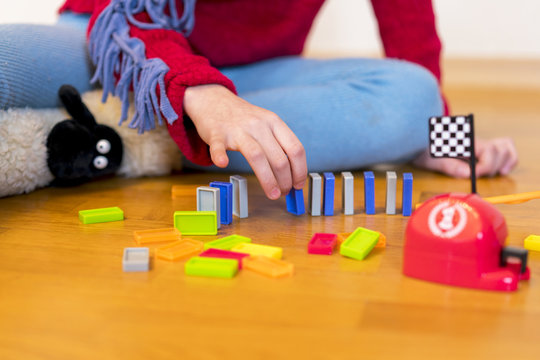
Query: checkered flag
428,114,477,193
429,115,473,158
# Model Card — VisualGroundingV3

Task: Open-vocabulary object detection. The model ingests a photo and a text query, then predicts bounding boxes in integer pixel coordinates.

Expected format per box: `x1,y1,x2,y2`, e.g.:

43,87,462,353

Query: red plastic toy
403,193,529,291
308,233,338,255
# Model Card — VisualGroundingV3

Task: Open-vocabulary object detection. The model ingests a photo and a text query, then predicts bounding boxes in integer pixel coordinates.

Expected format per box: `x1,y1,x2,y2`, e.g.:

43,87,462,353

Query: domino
197,186,220,229
402,173,413,216
230,175,248,218
286,188,305,215
123,247,150,272
308,173,322,216
341,171,354,215
385,171,397,215
210,181,233,225
173,211,217,235
323,172,335,216
364,171,375,215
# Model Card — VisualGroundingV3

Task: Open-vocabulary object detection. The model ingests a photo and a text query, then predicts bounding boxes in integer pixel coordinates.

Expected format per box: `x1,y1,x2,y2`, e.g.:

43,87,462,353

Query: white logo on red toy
427,201,467,238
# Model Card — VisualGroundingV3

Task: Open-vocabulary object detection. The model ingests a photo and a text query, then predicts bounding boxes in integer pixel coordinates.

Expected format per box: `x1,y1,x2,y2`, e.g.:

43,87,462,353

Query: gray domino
341,172,354,215
197,186,221,229
123,247,150,272
230,175,248,218
385,171,397,215
308,173,322,216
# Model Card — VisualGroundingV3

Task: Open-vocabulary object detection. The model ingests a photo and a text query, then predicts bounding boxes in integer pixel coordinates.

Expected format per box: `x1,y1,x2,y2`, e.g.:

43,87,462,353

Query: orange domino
243,256,294,278
156,239,204,261
337,231,386,248
337,233,351,246
133,228,181,245
375,232,386,248
171,185,186,199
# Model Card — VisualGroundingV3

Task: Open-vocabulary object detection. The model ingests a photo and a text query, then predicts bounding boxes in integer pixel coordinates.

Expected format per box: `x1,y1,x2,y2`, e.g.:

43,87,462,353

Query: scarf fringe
89,0,196,133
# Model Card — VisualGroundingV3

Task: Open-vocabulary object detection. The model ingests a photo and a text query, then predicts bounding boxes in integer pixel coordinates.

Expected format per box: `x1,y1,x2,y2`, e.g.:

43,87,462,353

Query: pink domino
199,248,251,269
308,233,338,255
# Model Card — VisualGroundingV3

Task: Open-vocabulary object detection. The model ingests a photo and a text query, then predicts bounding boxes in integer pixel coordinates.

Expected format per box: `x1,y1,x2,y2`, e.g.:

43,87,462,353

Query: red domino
308,233,338,255
199,248,250,269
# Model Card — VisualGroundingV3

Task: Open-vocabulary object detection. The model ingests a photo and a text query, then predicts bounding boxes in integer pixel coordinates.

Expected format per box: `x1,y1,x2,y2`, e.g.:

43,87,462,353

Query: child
0,0,517,199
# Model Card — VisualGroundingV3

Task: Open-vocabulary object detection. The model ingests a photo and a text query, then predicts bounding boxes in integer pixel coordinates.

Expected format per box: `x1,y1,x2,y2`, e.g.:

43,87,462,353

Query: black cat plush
0,85,182,198
46,85,123,186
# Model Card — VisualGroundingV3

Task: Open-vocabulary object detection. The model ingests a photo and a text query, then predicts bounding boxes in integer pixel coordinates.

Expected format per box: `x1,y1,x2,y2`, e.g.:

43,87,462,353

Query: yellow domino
231,243,283,260
524,235,540,252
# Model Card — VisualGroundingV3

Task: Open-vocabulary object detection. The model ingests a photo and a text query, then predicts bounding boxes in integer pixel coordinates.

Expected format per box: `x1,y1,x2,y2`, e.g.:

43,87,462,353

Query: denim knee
392,59,443,114
0,24,94,109
373,59,444,161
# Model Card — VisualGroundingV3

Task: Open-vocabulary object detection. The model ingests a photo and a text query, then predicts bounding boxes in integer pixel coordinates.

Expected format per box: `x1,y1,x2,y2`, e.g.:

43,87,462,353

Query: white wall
2,0,540,59
434,0,540,58
0,0,65,24
306,0,540,59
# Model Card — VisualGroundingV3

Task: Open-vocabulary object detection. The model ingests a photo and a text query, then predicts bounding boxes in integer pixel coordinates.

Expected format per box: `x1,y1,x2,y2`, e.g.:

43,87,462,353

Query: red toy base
403,193,529,292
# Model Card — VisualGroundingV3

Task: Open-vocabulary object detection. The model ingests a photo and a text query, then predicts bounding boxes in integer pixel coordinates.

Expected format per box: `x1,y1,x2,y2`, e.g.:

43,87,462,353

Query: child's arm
184,84,307,200
82,1,307,199
412,137,518,177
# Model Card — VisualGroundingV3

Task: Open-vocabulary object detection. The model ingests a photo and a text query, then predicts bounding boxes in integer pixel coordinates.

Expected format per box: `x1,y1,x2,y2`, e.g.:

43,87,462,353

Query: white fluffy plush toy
0,86,182,198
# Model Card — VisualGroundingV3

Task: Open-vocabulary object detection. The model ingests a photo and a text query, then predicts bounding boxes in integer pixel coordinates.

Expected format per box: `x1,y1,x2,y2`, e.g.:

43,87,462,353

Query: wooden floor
1,77,540,359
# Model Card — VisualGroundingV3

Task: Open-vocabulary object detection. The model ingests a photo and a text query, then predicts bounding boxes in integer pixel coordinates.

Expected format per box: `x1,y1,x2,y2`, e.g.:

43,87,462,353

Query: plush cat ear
58,84,97,130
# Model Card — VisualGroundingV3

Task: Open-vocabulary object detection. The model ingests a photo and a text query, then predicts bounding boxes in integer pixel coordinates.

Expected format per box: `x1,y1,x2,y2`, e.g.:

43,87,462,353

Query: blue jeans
218,57,443,172
0,13,443,172
0,13,95,109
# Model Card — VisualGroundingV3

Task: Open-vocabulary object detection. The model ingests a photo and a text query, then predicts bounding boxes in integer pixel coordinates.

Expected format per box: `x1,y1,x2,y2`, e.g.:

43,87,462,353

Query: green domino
185,257,239,278
174,211,217,235
79,207,124,224
204,234,252,250
339,227,380,260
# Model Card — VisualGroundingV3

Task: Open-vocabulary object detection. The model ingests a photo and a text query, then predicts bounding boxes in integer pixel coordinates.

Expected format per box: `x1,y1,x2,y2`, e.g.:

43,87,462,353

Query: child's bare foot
412,137,518,177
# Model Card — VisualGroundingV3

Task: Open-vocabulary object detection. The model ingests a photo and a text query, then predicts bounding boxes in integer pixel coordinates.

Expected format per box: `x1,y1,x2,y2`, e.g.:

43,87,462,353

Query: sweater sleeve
84,0,235,165
370,0,449,114
129,26,236,166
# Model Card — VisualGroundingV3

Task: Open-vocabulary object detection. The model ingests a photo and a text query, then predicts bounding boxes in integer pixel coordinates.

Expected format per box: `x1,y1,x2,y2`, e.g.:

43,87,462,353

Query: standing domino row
290,171,345,216
291,171,413,216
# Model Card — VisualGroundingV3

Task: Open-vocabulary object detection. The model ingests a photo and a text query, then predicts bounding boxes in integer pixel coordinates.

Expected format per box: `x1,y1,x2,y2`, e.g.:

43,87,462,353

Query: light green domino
204,234,252,250
173,211,217,235
524,235,540,252
79,207,124,224
231,243,283,259
339,227,380,260
185,257,239,278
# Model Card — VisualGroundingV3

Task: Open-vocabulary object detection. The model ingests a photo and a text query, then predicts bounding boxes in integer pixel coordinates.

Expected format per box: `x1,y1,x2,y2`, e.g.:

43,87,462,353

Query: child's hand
412,137,518,178
184,84,307,200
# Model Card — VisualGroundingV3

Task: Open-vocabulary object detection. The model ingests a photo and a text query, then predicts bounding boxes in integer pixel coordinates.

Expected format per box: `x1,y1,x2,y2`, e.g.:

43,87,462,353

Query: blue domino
323,172,335,216
402,173,413,216
364,171,375,215
286,188,305,215
210,181,233,225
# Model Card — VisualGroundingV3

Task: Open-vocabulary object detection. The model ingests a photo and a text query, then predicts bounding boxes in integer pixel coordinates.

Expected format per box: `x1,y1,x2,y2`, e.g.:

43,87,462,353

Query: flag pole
468,114,477,194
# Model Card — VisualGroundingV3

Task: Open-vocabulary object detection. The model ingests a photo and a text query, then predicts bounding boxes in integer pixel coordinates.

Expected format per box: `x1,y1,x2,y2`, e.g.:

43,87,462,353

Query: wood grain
1,82,540,360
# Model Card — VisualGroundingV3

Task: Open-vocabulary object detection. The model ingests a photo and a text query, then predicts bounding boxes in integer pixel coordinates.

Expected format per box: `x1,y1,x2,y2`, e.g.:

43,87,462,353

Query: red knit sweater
59,0,445,166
